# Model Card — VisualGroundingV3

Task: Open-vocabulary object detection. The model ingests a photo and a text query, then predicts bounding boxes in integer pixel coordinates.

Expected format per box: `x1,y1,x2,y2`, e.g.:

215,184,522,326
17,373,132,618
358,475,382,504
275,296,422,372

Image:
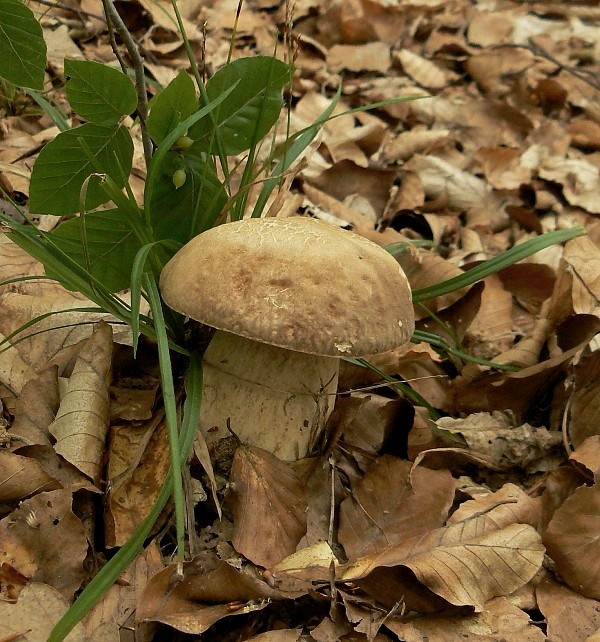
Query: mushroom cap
159,216,414,357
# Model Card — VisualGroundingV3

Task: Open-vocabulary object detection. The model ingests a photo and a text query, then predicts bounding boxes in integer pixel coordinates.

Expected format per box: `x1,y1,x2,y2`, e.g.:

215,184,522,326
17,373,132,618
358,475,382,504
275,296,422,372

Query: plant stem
102,0,153,170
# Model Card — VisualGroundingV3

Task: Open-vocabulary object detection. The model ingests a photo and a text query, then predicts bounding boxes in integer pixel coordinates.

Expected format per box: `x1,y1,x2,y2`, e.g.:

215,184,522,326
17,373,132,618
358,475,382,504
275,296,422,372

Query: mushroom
159,216,414,461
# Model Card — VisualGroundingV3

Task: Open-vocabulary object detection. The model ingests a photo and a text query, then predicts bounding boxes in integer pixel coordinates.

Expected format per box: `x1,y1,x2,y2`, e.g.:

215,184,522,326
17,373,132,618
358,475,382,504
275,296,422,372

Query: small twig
490,42,600,91
102,0,153,170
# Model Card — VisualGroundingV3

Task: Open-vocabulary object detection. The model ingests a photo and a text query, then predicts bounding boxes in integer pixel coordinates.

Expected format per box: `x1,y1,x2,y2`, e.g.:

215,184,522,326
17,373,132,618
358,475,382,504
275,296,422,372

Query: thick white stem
200,331,339,460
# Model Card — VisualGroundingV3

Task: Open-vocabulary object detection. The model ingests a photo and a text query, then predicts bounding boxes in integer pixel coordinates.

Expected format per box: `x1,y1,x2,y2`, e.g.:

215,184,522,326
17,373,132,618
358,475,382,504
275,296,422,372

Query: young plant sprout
160,216,415,460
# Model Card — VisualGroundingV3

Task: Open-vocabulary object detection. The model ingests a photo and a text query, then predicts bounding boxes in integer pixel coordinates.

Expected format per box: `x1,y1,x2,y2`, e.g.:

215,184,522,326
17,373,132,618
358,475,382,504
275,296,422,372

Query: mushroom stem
200,331,339,461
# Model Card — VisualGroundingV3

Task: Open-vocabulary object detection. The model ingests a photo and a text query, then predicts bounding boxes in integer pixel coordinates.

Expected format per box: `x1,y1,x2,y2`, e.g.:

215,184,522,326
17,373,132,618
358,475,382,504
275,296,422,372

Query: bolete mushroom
159,216,414,460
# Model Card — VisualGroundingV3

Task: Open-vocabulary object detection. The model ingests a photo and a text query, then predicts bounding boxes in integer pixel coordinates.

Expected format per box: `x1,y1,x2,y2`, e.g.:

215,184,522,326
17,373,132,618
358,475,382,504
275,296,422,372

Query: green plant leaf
45,209,144,292
190,56,292,155
148,149,227,244
29,123,134,215
64,59,137,125
146,70,198,144
0,0,46,89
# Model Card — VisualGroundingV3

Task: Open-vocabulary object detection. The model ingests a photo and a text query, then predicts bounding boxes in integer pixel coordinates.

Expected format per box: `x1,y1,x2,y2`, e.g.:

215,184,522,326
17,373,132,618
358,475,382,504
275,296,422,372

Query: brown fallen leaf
567,352,600,448
229,445,307,568
105,412,170,547
394,49,459,90
434,411,564,472
0,582,84,641
137,552,295,634
0,489,87,600
49,322,112,484
563,236,600,317
536,576,600,642
342,520,544,612
386,596,546,641
0,451,59,502
543,481,600,600
327,42,390,74
338,455,456,560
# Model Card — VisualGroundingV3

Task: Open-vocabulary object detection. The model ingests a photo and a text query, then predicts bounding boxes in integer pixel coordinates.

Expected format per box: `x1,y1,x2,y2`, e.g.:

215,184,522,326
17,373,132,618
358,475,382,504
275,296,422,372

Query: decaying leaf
229,446,307,568
49,322,112,484
339,455,455,560
543,482,600,600
0,582,85,641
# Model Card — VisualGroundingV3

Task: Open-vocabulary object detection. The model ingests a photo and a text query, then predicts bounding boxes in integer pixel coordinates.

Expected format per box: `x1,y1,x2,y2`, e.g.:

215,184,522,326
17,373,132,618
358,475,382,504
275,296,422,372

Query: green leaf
147,70,198,144
0,0,46,89
64,59,137,125
149,149,227,244
29,123,134,215
46,209,144,292
190,56,292,155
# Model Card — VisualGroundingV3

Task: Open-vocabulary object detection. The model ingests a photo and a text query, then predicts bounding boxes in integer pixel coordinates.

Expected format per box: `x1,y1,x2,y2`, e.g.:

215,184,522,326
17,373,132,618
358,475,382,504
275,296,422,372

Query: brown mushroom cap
159,216,414,357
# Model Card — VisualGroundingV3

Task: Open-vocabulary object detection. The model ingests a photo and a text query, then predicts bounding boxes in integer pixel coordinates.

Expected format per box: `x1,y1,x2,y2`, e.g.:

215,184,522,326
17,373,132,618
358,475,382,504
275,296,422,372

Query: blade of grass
143,273,186,562
411,226,586,303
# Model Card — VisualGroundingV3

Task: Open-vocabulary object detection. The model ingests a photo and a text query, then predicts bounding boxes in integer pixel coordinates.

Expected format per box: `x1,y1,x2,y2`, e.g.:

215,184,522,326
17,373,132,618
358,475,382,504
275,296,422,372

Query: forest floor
1,0,600,640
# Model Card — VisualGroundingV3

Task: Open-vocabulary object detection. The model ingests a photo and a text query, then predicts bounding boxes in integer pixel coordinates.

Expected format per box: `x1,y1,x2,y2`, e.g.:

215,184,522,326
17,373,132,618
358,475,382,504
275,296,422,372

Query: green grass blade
412,227,586,303
24,88,70,132
349,357,441,420
143,273,186,560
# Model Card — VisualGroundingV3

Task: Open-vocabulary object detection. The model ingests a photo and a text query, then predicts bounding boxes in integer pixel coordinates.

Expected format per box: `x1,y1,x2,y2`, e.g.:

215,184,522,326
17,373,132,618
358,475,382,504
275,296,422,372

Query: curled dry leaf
0,489,87,600
543,481,600,600
379,129,451,163
271,540,338,585
338,455,456,560
49,322,112,484
394,49,458,89
434,411,564,472
137,552,294,635
538,157,600,214
0,329,37,395
0,582,84,642
229,446,307,568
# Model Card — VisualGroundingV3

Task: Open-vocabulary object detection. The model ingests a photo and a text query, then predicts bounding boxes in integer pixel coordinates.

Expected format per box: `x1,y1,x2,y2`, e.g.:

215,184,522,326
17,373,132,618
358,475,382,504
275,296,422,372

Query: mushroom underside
200,330,340,460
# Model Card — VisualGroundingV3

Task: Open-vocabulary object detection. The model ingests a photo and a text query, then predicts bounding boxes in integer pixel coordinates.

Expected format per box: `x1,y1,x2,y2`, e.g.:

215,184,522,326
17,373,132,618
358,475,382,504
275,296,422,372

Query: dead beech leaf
0,582,84,641
105,412,170,547
543,482,600,600
379,129,450,163
570,436,600,479
49,322,112,484
475,146,532,190
387,596,546,641
404,154,503,216
538,157,600,214
0,329,37,394
403,523,544,611
0,489,87,600
229,446,307,568
537,576,600,642
82,541,164,641
563,236,600,317
568,352,600,448
342,522,544,611
435,412,564,472
9,366,60,446
394,49,457,89
338,456,456,560
247,631,302,642
271,541,339,585
327,42,390,73
137,552,292,634
448,483,540,533
0,451,59,502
